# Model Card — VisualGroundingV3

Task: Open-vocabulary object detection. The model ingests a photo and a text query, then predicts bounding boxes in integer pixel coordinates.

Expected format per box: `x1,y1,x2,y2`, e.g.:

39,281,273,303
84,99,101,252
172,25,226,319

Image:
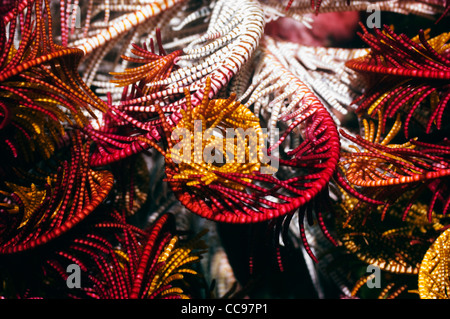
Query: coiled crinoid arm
336,111,450,222
419,227,450,299
346,24,450,138
87,31,182,167
136,0,266,127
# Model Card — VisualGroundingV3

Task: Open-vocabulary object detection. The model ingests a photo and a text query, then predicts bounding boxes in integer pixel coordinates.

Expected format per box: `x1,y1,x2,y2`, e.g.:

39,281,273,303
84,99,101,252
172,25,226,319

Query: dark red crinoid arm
44,211,205,299
87,31,182,168
162,45,340,226
0,131,114,254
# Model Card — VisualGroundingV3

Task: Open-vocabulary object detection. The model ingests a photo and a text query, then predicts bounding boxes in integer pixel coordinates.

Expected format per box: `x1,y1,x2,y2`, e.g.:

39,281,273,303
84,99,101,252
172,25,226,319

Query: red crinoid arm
285,0,294,10
435,0,450,23
346,24,450,138
85,212,204,299
164,88,340,223
0,131,114,254
0,0,109,171
87,31,182,167
129,213,172,298
160,42,341,262
340,129,450,186
346,24,450,80
337,122,450,221
41,210,204,299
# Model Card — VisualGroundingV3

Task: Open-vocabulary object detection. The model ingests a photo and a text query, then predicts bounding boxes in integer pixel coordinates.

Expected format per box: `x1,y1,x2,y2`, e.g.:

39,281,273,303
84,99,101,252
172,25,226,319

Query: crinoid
109,28,182,94
335,189,447,276
235,36,341,260
66,0,187,55
166,81,268,191
0,0,107,174
0,0,449,301
86,31,182,167
348,270,412,299
154,77,278,223
419,227,450,299
45,211,207,299
135,0,266,122
278,0,448,18
0,131,113,254
107,154,151,217
346,23,450,138
336,111,450,221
